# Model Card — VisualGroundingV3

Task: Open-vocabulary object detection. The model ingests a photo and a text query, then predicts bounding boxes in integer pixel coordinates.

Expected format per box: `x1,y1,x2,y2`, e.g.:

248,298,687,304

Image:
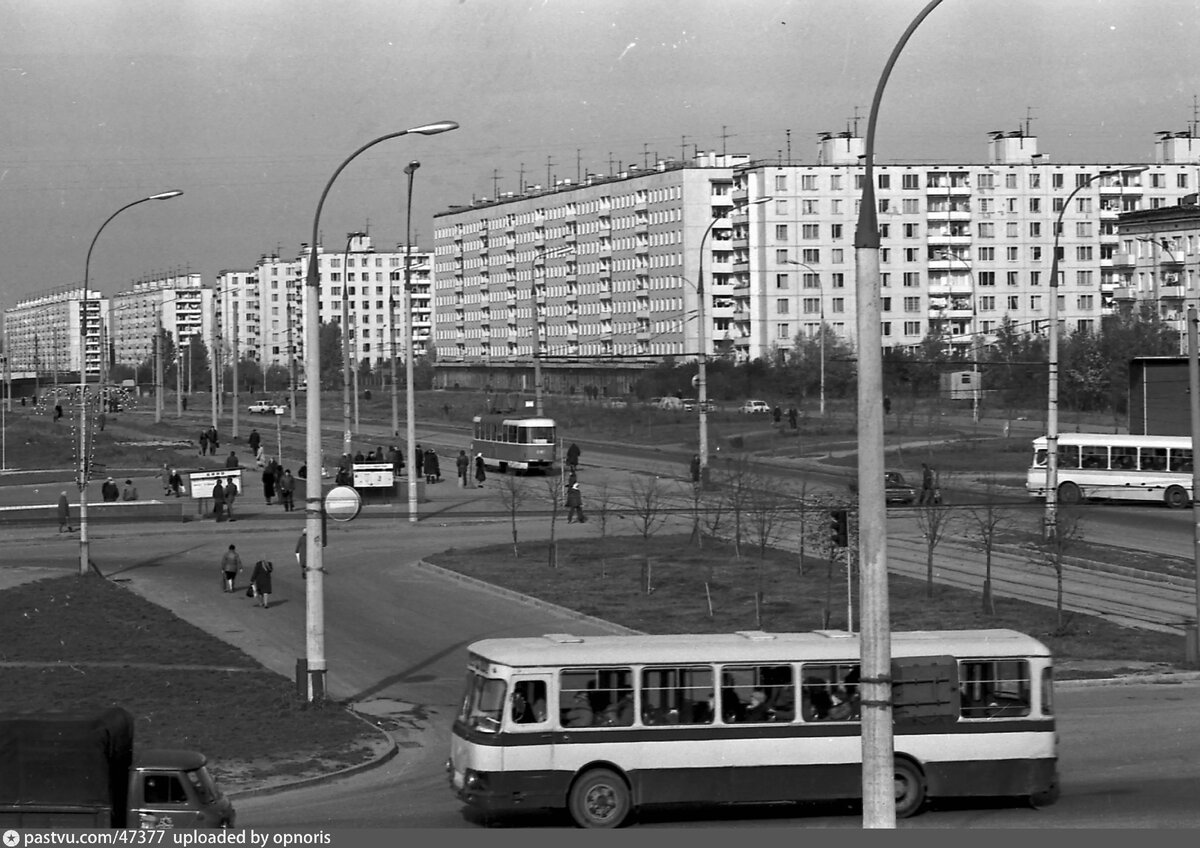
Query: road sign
324,485,361,522
352,462,394,488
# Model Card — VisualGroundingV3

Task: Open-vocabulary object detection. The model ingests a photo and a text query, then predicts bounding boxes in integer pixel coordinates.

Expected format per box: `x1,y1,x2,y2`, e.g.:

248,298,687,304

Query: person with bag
220,544,242,593
249,559,274,609
566,480,586,524
223,476,239,522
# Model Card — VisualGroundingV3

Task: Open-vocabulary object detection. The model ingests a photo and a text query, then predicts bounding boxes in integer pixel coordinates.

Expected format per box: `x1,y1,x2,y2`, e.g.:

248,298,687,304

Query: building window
775,224,788,241
1179,174,1189,189
803,298,820,314
903,296,921,313
882,297,892,312
777,323,791,339
803,273,820,289
1029,172,1041,188
978,247,995,261
802,199,819,215
831,298,845,313
1008,296,1020,310
1005,173,1018,189
1007,246,1019,261
831,249,845,264
802,223,820,240
903,222,919,238
978,222,995,238
902,173,920,190
979,271,996,286
903,320,922,335
1076,271,1093,286
1052,173,1064,189
802,249,820,263
776,274,790,289
1076,246,1093,261
776,249,790,263
775,174,788,191
1077,294,1094,309
980,296,996,311
903,272,920,287
902,198,920,214
1075,173,1092,188
831,273,846,289
1006,271,1019,286
801,174,818,191
878,174,890,190
1151,173,1165,189
904,248,920,262
830,223,844,240
1075,222,1093,238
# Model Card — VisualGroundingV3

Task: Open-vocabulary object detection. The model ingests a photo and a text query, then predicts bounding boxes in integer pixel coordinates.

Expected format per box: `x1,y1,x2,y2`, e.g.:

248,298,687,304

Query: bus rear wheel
1057,481,1082,505
893,758,926,818
1165,485,1190,509
568,768,630,828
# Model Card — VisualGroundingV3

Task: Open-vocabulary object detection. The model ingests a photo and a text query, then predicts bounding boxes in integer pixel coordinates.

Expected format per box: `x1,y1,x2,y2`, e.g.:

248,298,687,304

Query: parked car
849,471,917,505
656,397,685,410
248,399,286,415
739,400,771,414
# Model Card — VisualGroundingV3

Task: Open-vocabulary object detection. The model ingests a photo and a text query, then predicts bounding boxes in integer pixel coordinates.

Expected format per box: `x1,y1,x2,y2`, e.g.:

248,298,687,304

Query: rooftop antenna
577,148,582,182
721,124,733,156
1024,106,1036,137
786,128,792,166
1190,94,1199,138
849,106,862,137
518,162,525,194
492,169,501,199
363,217,371,237
643,143,650,170
546,155,555,188
680,135,690,163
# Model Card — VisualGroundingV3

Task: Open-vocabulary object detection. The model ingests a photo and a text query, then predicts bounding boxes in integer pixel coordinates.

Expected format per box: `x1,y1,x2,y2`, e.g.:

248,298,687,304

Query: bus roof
1031,433,1190,448
466,629,1050,668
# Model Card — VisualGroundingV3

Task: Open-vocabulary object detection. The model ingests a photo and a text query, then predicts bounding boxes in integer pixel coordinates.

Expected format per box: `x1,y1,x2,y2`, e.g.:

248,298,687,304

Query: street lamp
403,160,420,524
301,120,457,701
855,1,944,826
1044,165,1146,541
78,189,184,576
696,196,771,484
342,231,366,464
784,259,826,416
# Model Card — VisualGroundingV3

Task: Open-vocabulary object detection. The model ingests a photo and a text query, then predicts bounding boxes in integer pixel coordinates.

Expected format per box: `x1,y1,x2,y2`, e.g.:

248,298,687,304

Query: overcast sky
2,0,1198,311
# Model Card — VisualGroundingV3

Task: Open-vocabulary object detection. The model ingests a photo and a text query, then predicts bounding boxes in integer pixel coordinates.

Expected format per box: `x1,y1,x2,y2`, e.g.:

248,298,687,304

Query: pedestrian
249,558,274,609
773,406,782,424
566,480,586,524
57,491,73,533
278,469,295,511
225,450,239,470
295,528,307,579
224,476,239,522
353,448,365,463
98,411,106,432
208,426,219,452
336,454,352,486
262,463,277,505
690,454,701,484
248,429,261,457
456,450,470,487
255,445,266,468
168,468,183,497
199,429,209,456
415,444,424,479
424,448,440,484
220,544,242,593
182,396,187,412
211,478,226,521
388,445,403,477
101,477,120,502
474,452,487,486
566,443,581,473
161,463,171,497
53,404,63,423
919,462,936,505
121,479,138,501
788,407,799,430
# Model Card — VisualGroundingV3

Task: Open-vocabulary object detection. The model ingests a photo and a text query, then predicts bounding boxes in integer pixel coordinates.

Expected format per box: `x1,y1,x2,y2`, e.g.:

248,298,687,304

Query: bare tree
746,474,787,561
964,475,1013,615
590,480,616,579
1027,506,1085,633
915,496,955,600
627,475,668,594
543,476,563,569
718,454,756,558
684,479,706,548
495,473,528,559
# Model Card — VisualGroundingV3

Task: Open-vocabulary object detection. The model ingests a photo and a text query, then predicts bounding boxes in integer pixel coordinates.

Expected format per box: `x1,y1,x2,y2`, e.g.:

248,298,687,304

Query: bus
470,414,556,473
1026,433,1194,508
447,629,1058,827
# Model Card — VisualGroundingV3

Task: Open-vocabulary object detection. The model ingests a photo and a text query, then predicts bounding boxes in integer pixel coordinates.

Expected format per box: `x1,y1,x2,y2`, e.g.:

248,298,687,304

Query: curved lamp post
1044,165,1146,541
78,189,183,577
784,259,826,416
403,160,420,524
854,0,944,827
301,120,457,701
342,231,366,464
696,196,771,483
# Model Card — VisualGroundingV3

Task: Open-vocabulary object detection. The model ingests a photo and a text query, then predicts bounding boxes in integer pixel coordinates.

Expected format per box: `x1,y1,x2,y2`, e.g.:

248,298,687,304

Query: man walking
57,491,73,533
220,544,242,593
456,449,470,487
211,478,226,521
919,463,936,505
224,475,239,522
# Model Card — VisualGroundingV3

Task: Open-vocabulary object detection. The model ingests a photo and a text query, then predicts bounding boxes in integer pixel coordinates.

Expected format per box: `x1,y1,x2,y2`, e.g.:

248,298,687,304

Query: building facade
2,286,109,379
108,273,211,369
432,131,1200,390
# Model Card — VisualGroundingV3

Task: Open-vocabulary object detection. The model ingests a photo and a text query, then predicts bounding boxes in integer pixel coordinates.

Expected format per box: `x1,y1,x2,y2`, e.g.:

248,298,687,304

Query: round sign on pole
324,485,361,522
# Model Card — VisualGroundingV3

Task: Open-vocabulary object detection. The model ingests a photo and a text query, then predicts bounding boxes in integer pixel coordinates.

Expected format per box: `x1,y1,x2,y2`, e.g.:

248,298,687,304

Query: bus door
504,674,555,796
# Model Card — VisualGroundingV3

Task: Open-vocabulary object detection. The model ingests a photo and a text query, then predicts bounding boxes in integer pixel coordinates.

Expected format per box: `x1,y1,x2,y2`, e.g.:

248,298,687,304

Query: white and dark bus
448,629,1058,827
1026,433,1194,508
470,414,556,473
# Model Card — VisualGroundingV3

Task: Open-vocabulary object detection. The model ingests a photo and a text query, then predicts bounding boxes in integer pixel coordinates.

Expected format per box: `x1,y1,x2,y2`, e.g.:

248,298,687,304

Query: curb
227,704,399,800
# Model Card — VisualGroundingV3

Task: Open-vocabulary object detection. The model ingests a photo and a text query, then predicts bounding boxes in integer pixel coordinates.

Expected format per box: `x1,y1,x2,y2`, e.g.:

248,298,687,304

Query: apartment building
216,234,433,373
108,273,211,369
432,130,1200,389
3,286,110,379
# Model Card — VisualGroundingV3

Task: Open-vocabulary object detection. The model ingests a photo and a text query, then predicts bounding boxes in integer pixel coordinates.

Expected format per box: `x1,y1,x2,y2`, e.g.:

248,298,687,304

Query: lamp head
405,121,459,136
404,161,421,175
149,190,184,200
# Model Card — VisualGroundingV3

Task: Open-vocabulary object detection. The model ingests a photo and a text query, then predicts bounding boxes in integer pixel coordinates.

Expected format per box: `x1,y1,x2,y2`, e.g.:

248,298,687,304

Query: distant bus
470,414,556,473
1026,433,1194,508
448,629,1058,827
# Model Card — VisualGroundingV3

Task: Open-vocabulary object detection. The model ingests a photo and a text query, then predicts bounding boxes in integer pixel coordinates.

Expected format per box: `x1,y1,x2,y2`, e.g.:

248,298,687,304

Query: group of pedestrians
198,426,220,456
209,476,240,522
455,450,487,488
219,544,273,609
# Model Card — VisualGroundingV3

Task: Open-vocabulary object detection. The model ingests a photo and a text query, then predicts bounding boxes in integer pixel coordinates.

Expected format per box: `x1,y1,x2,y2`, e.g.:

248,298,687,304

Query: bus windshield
522,426,555,444
458,670,507,733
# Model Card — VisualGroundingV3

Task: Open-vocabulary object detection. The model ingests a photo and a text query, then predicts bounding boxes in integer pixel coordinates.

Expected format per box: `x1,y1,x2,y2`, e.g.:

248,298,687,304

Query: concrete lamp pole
1043,165,1146,541
696,197,771,485
342,231,366,465
855,0,944,827
301,121,457,701
784,259,826,416
403,159,420,524
78,189,183,577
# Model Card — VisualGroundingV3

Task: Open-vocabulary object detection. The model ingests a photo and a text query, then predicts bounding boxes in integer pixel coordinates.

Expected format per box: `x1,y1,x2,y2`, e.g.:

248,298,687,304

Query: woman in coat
249,559,274,609
474,453,487,486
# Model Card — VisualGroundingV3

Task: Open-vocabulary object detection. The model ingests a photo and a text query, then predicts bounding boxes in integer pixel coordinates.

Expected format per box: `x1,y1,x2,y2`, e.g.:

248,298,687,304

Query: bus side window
1057,445,1079,469
1171,449,1193,474
959,660,1031,718
1080,446,1106,469
1143,449,1167,471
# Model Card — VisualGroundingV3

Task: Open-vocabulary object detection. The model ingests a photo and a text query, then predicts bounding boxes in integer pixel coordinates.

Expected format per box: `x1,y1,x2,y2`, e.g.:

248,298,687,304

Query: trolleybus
470,414,556,473
1026,433,1193,508
448,629,1057,827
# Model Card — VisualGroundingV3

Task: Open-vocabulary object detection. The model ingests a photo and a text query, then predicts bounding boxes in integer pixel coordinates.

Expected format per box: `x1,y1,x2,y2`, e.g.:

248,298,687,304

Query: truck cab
130,750,235,829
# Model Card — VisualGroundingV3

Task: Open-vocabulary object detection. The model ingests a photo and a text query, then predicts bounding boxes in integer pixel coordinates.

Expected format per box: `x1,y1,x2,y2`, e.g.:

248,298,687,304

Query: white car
248,399,287,415
739,400,771,414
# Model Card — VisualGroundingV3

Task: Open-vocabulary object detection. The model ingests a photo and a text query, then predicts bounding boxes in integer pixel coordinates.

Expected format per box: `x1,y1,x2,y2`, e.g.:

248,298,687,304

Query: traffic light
829,508,849,547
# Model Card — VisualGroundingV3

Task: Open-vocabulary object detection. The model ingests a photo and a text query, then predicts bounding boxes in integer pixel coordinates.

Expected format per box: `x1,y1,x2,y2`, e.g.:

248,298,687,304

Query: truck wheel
568,768,630,828
1057,481,1082,505
1165,485,1190,509
893,758,926,818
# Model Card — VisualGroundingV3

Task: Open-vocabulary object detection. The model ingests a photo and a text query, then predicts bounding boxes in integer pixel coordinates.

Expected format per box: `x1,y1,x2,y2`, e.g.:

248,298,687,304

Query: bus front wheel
568,768,631,828
1165,485,1190,509
1057,481,1082,505
893,758,926,818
